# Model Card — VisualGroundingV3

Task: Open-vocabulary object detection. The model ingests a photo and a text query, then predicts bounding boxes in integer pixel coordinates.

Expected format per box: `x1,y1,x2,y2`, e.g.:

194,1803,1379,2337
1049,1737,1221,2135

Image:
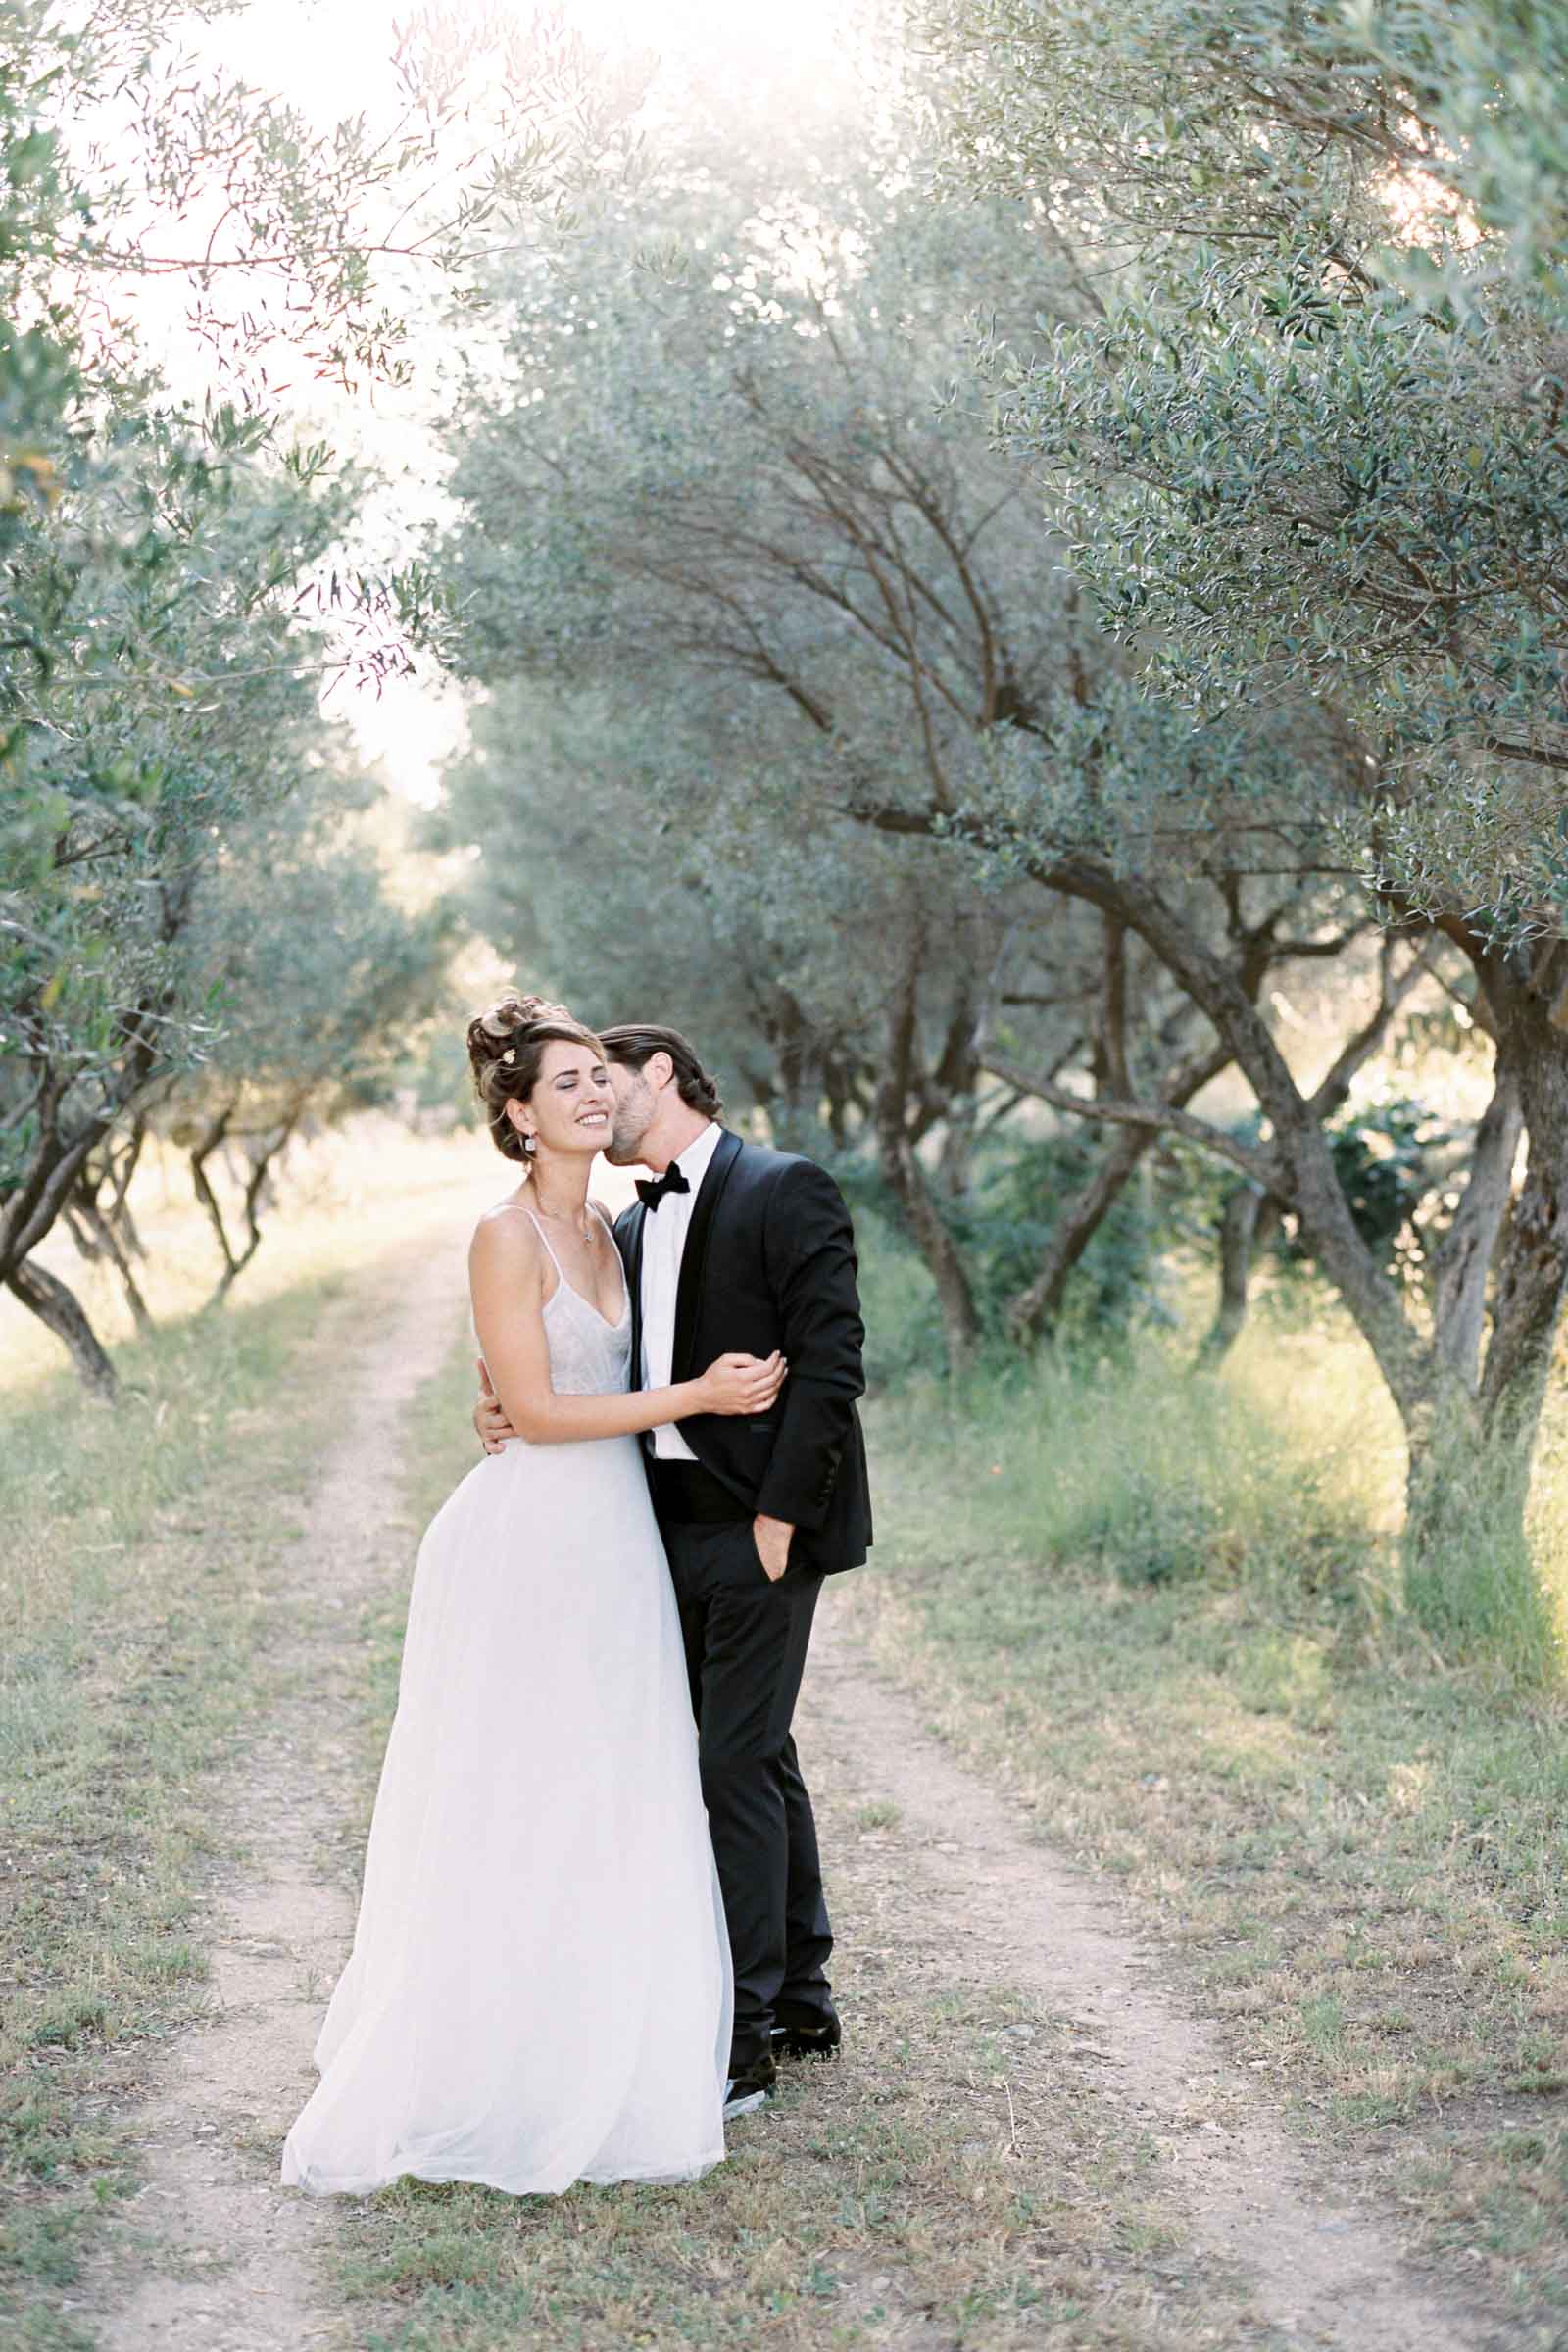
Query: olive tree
0,392,364,1389
1,0,622,1388
171,786,455,1305
914,0,1568,1600
433,97,1396,1366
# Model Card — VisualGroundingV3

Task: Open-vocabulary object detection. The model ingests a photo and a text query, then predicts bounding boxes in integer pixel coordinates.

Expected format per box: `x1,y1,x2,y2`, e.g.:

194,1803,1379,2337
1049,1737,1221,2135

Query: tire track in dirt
90,1215,471,2352
801,1602,1496,2352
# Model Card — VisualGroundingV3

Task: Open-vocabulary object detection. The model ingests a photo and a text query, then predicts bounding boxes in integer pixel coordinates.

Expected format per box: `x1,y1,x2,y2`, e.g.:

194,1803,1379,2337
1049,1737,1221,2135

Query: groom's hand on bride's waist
752,1513,794,1582
474,1358,517,1453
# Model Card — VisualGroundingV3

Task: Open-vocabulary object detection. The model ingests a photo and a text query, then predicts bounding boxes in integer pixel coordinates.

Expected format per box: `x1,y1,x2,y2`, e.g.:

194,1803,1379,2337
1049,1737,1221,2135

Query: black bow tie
636,1164,692,1212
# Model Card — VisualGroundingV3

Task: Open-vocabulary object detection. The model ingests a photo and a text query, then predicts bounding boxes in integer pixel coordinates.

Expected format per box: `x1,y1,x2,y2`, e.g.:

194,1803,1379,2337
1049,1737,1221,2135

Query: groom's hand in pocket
752,1513,794,1582
473,1358,517,1454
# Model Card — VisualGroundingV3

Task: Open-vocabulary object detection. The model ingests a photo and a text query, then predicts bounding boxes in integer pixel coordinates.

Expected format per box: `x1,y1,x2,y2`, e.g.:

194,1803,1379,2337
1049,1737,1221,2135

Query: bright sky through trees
133,0,868,802
206,0,862,133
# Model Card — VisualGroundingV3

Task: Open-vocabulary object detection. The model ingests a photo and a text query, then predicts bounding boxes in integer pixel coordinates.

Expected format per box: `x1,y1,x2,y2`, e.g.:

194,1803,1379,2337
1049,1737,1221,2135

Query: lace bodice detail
527,1206,633,1398
541,1259,632,1396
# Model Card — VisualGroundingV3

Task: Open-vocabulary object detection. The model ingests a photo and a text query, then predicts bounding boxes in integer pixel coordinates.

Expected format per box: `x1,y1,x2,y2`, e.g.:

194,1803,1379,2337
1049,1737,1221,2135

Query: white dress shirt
640,1120,724,1461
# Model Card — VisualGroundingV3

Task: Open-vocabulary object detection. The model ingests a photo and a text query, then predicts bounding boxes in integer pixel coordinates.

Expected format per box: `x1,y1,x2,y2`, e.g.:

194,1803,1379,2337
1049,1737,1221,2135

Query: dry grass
0,1117,484,1399
329,1989,1279,2352
2,1278,344,2348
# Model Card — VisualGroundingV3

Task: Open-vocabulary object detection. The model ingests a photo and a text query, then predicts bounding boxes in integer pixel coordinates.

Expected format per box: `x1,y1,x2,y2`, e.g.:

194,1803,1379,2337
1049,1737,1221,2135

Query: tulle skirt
281,1432,732,2196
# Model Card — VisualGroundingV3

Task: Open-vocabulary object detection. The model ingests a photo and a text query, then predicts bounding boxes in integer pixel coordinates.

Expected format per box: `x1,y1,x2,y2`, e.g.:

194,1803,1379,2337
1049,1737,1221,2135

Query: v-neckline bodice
524,1204,629,1333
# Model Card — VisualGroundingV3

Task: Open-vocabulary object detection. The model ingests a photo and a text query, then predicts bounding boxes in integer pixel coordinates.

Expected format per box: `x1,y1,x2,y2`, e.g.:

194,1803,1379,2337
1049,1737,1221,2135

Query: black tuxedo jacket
612,1129,872,1574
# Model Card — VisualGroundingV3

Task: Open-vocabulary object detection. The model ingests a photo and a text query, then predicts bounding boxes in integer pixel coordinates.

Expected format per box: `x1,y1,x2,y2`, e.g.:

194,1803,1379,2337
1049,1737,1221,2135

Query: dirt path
801,1601,1494,2352
92,1216,472,2352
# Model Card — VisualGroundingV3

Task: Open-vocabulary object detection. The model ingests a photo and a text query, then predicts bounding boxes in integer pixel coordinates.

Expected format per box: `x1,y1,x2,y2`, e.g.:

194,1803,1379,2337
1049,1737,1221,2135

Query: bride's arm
469,1210,784,1445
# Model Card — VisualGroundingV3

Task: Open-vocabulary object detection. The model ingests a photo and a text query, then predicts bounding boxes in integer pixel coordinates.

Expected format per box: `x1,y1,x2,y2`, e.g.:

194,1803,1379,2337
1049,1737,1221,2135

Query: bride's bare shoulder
469,1199,545,1273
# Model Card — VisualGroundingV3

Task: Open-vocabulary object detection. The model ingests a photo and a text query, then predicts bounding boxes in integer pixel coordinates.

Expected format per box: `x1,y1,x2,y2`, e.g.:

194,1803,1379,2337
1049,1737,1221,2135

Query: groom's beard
602,1123,647,1167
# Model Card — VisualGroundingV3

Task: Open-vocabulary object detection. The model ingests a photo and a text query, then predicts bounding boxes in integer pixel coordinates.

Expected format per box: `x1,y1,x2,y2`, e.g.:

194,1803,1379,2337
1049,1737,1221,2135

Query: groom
474,1023,871,2117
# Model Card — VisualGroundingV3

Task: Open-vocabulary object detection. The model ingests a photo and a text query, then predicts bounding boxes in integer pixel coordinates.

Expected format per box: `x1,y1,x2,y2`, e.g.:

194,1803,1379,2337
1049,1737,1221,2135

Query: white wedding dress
281,1207,732,2196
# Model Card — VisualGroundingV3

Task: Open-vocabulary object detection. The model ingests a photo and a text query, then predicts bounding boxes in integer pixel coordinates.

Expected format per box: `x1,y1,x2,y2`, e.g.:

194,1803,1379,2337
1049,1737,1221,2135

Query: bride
281,995,785,2197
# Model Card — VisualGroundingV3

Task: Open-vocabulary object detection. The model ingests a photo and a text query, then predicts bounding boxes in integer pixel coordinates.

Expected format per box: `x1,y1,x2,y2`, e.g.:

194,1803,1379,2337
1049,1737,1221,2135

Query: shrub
881,1343,1380,1614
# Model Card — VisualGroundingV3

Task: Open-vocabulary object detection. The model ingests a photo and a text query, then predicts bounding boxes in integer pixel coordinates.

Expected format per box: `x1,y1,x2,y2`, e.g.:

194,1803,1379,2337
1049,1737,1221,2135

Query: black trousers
657,1512,835,2071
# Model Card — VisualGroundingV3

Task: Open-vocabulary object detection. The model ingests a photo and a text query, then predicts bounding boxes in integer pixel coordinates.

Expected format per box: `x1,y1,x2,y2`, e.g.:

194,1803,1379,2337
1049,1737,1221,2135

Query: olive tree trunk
876,947,981,1377
6,1256,118,1399
1196,1184,1282,1367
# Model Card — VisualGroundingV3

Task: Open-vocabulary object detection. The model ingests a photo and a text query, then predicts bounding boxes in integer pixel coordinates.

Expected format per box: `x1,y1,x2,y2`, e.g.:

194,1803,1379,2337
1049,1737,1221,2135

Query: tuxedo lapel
621,1200,648,1390
671,1127,743,1382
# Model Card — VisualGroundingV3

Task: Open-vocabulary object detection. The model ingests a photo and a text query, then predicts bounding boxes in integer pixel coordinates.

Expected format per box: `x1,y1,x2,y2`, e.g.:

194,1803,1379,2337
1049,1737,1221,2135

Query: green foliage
924,0,1568,938
955,1348,1375,1600
919,0,1568,308
984,270,1568,926
0,1,632,399
907,0,1568,1620
844,1200,952,1387
429,105,1118,1141
841,1127,1180,1376
0,395,352,1192
960,1131,1175,1338
176,793,457,1130
424,679,864,1120
1403,1450,1565,1684
857,1131,1564,1676
0,0,589,1347
863,1186,1567,1675
1317,1095,1456,1281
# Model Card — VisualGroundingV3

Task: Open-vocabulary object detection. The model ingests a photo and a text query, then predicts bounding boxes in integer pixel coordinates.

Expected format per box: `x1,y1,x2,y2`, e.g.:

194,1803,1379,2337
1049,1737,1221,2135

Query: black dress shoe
722,2051,777,2119
770,2009,842,2060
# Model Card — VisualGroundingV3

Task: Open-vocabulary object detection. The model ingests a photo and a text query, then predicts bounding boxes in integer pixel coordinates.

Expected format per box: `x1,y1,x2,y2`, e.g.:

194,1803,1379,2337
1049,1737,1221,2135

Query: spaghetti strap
520,1204,564,1279
521,1200,629,1329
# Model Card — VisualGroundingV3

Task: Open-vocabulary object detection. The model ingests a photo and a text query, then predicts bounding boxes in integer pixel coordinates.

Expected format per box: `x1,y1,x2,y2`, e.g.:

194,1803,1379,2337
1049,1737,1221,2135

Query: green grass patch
1404,1507,1565,1687
968,1348,1379,1602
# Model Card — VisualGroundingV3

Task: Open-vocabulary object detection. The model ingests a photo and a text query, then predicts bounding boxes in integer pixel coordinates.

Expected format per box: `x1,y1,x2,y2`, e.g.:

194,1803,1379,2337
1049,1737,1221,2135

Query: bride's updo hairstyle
466,993,604,1169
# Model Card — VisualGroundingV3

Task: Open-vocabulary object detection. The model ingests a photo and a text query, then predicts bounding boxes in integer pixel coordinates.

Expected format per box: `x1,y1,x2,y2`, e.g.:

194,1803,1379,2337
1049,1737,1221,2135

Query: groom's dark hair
600,1024,723,1120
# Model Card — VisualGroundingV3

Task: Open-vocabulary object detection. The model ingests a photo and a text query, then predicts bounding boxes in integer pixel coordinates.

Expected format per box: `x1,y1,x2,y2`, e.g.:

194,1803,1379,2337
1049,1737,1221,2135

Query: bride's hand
473,1357,517,1453
696,1350,787,1416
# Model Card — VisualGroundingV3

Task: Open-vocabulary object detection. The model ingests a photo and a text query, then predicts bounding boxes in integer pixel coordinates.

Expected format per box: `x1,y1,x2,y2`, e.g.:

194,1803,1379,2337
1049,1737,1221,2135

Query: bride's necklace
531,1189,594,1244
